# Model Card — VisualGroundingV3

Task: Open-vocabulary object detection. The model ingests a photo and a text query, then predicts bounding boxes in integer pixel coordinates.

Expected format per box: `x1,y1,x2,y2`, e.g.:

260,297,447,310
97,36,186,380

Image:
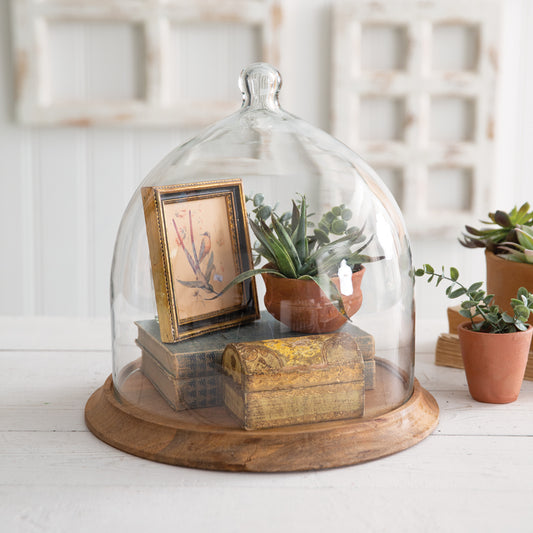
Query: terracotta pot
261,267,365,333
485,250,533,325
457,321,532,404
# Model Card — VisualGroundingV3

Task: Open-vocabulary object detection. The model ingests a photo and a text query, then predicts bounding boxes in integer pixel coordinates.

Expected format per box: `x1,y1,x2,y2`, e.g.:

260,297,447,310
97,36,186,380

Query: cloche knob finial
239,62,281,110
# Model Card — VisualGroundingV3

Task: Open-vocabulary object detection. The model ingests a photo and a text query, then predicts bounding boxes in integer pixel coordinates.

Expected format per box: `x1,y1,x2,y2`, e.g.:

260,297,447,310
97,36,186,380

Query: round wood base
85,373,439,472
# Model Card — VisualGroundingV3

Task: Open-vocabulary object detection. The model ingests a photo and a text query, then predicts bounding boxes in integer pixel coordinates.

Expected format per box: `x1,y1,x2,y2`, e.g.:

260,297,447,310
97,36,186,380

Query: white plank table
1,317,533,533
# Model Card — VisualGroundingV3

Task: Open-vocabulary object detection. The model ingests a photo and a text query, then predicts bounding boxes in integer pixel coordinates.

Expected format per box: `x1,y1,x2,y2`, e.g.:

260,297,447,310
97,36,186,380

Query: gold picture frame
142,179,259,342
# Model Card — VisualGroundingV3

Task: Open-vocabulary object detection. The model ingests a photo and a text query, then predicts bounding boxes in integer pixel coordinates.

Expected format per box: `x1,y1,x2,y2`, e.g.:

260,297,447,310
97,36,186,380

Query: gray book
135,315,375,388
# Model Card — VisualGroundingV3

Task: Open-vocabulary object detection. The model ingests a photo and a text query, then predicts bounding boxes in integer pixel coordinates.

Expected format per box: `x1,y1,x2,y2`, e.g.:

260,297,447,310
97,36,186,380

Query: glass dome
109,63,416,459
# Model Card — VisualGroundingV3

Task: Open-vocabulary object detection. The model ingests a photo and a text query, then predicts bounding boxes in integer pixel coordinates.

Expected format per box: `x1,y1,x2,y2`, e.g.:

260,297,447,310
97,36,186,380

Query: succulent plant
246,193,381,277
459,203,533,253
217,193,383,315
415,264,533,333
498,225,533,263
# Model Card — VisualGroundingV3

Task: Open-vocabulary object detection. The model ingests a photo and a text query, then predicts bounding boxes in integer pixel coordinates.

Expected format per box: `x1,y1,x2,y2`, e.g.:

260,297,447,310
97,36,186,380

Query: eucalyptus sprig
414,264,533,333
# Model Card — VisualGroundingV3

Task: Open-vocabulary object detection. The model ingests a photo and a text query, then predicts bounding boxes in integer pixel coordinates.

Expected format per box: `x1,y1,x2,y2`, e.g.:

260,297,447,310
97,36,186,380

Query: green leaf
485,312,499,324
209,268,284,299
449,287,467,299
501,312,515,323
279,211,291,225
290,200,300,234
324,211,335,223
459,309,472,318
249,217,277,258
493,210,511,227
450,267,459,281
256,205,271,220
341,208,352,221
318,220,330,233
293,198,309,262
314,228,330,244
346,226,362,238
514,305,530,322
253,244,275,265
467,281,483,292
253,193,264,207
249,218,298,278
299,274,348,319
517,202,530,219
331,219,348,235
464,225,483,236
424,264,434,274
472,289,483,299
516,226,533,249
271,213,302,271
483,295,494,305
414,268,424,277
502,253,527,263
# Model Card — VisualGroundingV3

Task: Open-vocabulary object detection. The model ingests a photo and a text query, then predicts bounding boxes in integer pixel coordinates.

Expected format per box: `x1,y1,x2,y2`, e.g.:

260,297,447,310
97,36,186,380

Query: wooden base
85,361,439,472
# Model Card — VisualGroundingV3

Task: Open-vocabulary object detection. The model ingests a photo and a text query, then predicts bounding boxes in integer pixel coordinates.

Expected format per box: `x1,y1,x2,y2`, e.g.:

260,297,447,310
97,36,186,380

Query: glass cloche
87,63,438,471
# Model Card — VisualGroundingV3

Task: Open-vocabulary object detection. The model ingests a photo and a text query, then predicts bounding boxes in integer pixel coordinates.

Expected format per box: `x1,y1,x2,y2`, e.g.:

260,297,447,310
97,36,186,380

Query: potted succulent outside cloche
460,203,533,323
416,264,533,403
219,193,383,333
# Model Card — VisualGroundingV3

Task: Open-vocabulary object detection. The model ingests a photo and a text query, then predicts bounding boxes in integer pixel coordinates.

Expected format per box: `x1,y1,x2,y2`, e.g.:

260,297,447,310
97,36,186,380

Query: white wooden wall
1,0,532,320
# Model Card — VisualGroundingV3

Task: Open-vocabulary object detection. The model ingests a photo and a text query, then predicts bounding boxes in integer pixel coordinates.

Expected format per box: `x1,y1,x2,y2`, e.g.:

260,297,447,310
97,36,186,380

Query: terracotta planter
261,267,365,333
485,250,533,325
457,321,533,404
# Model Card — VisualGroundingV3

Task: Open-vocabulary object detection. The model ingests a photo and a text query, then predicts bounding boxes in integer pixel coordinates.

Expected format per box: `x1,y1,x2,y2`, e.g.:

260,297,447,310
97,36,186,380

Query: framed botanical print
142,178,259,342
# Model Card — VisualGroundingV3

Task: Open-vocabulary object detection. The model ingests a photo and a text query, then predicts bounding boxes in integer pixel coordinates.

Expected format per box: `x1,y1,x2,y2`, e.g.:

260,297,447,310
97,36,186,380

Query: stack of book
136,320,223,411
136,316,376,412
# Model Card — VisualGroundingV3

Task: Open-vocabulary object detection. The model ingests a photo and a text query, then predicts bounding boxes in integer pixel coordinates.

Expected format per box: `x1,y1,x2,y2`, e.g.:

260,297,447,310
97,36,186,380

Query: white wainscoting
0,0,532,320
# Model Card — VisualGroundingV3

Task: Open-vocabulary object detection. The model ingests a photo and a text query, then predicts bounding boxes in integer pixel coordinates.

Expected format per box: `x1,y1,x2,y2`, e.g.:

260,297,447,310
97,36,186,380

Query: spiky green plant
415,264,533,333
459,203,533,253
217,193,383,315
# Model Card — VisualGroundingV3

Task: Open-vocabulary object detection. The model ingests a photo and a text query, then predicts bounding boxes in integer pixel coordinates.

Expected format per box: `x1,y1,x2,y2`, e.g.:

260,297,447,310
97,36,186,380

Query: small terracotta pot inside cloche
261,267,365,334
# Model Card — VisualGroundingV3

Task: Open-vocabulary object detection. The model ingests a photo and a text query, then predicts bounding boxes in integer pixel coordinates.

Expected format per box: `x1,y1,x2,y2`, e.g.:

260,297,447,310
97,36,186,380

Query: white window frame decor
10,0,281,126
332,0,501,235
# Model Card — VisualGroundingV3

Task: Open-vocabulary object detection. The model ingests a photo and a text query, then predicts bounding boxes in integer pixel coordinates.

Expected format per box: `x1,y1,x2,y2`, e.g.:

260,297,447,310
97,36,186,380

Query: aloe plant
460,203,533,253
415,264,533,333
217,193,383,315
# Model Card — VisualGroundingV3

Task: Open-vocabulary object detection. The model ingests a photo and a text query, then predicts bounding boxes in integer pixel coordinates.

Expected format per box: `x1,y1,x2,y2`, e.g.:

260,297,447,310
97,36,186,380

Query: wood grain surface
85,359,439,471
